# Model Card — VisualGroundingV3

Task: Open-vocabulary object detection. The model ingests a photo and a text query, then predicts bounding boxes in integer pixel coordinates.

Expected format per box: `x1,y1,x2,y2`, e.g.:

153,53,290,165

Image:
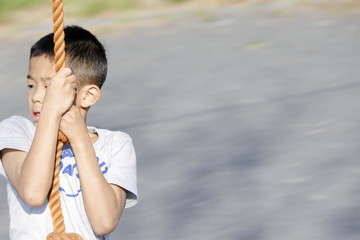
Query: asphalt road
0,4,360,240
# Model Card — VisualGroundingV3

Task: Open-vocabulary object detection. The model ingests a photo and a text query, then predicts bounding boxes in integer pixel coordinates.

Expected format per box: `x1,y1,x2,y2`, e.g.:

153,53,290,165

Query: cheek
27,89,35,106
27,90,32,101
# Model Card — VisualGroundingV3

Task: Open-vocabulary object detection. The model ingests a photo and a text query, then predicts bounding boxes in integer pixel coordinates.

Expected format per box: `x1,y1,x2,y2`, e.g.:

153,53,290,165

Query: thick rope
48,133,66,234
47,135,82,239
47,1,82,239
52,0,65,72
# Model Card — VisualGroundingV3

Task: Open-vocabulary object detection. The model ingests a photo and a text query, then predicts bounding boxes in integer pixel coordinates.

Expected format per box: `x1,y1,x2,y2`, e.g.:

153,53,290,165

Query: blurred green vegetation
1,0,357,23
66,0,136,16
0,0,43,21
0,0,191,22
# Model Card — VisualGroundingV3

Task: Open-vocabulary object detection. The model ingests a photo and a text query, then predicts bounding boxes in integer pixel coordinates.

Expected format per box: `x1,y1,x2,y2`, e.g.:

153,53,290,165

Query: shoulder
0,116,34,153
89,127,135,157
0,115,34,135
0,115,33,127
93,127,133,146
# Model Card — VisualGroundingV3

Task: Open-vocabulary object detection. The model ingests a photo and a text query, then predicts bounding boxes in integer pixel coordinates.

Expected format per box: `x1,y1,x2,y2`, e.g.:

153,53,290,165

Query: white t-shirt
0,115,138,240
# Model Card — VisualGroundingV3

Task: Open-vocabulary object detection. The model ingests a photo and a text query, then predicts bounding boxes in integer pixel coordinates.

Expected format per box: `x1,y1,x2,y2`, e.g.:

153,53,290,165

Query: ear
78,84,101,108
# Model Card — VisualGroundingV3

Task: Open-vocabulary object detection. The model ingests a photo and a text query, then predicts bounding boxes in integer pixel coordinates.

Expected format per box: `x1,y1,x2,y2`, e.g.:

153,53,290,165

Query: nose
32,86,46,103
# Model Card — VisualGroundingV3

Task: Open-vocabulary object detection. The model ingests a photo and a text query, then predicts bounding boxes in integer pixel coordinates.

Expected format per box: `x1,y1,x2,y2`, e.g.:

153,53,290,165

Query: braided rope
52,0,65,72
47,1,82,239
48,132,66,234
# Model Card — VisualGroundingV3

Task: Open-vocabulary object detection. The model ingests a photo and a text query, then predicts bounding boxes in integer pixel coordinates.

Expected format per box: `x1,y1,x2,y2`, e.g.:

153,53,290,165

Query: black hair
30,25,107,88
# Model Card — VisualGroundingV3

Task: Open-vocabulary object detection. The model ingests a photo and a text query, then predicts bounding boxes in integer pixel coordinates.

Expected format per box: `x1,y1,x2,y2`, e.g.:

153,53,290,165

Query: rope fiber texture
46,1,82,239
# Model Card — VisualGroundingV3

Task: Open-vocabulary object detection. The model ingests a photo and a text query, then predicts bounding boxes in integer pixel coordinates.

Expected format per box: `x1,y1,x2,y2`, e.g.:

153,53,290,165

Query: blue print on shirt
59,146,108,198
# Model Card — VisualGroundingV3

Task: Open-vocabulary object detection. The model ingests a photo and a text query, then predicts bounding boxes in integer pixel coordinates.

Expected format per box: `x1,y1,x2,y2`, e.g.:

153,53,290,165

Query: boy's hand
44,68,77,116
59,106,88,143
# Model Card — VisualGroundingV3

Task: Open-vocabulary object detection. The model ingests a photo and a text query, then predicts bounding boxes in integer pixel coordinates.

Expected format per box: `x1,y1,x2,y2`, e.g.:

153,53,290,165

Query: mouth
32,111,40,122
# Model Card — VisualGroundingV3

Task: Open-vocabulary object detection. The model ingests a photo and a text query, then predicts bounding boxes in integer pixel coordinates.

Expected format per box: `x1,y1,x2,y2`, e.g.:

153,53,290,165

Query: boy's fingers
67,74,77,84
59,67,72,76
54,68,74,79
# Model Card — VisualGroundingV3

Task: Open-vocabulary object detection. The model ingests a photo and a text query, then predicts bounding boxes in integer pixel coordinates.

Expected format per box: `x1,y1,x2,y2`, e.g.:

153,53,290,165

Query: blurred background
1,0,360,239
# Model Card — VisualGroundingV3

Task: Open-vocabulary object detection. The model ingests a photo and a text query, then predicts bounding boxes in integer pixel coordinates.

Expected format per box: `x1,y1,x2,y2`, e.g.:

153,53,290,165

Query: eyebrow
27,75,51,81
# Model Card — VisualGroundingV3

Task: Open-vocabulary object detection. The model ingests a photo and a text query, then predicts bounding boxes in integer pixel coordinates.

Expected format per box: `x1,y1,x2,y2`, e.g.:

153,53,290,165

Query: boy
0,26,138,239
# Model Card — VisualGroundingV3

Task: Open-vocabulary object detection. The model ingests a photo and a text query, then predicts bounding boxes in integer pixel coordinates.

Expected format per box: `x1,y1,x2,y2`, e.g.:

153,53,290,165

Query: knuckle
64,67,72,74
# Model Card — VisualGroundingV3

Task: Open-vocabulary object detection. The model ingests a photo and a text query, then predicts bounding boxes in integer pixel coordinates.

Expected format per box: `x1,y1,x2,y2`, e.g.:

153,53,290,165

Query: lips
32,111,40,122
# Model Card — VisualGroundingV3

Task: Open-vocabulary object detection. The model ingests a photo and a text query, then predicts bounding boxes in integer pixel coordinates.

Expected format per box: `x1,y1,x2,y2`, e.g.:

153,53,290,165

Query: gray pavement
1,4,360,240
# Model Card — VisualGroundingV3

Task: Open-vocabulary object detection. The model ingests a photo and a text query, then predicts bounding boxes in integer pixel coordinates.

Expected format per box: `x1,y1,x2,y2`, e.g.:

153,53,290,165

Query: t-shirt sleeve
106,133,138,208
0,116,34,178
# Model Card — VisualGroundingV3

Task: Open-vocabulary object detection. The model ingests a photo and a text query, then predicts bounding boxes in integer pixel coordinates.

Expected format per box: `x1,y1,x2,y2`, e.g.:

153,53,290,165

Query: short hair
30,25,107,88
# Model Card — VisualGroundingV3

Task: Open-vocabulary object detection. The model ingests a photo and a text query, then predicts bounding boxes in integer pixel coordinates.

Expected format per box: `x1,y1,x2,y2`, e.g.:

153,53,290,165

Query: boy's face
27,55,56,123
27,55,82,123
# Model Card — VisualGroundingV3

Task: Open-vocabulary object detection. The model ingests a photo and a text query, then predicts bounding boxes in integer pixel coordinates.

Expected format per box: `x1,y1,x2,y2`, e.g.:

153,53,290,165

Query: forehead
28,55,56,80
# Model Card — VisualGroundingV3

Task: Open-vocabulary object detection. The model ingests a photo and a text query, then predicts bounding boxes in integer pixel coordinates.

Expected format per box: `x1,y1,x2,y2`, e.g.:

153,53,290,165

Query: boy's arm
60,107,127,236
2,112,61,206
2,68,76,207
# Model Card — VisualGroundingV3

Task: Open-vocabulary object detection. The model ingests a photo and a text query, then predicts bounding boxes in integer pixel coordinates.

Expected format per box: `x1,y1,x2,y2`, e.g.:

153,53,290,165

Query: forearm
20,109,61,205
71,135,125,235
